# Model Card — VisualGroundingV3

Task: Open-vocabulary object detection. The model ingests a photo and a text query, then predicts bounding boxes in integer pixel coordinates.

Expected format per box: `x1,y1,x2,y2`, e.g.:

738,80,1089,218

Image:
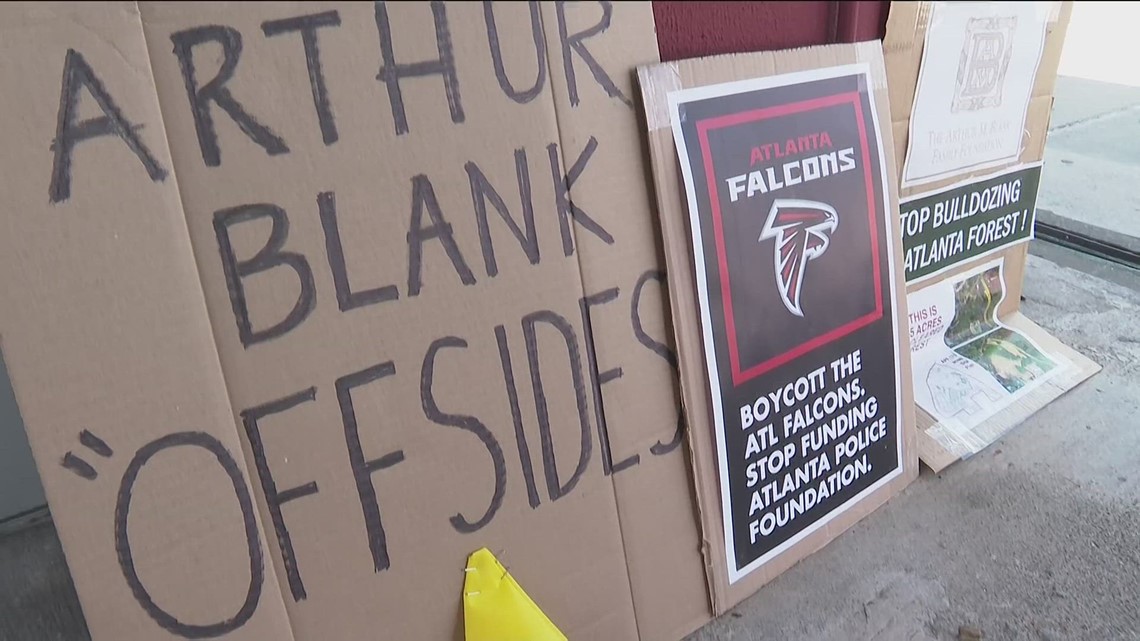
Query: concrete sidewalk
1040,1,1140,241
1040,76,1140,239
689,246,1140,641
2,244,1137,641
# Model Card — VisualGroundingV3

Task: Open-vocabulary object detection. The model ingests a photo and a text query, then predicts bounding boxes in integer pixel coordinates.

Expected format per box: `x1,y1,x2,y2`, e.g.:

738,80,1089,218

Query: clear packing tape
637,41,891,134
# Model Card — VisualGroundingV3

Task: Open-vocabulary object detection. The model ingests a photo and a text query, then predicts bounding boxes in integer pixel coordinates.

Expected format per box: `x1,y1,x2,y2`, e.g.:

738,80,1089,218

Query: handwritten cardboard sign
0,3,711,640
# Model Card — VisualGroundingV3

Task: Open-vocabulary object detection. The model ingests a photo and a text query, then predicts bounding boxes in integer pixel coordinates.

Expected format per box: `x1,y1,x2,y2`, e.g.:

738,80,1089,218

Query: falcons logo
758,199,838,317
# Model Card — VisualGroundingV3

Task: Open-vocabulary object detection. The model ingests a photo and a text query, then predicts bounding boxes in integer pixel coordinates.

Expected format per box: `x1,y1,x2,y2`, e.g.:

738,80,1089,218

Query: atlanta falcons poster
669,65,904,582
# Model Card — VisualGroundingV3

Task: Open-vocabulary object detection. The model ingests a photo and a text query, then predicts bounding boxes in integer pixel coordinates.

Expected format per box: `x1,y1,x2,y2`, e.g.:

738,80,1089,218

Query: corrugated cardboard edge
918,313,1101,473
635,57,715,635
638,60,721,610
637,40,919,615
0,3,297,639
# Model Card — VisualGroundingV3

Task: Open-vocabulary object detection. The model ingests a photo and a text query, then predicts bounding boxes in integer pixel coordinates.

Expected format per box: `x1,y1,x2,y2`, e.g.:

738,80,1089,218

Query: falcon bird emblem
758,199,838,318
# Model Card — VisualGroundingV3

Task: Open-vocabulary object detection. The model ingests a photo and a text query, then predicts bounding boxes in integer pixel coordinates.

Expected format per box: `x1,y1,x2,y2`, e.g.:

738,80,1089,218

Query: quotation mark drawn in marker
61,430,114,480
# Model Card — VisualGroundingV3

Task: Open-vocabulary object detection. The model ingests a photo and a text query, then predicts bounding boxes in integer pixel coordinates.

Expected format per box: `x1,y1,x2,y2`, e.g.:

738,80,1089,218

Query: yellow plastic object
463,548,567,641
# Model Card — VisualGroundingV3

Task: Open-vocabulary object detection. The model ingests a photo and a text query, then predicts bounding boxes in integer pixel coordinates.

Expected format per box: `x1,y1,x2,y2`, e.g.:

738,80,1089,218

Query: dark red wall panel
653,1,833,62
652,1,890,62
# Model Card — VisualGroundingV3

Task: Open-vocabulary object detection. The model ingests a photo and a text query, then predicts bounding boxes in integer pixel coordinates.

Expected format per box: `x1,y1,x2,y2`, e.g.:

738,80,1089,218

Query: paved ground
1040,76,1140,239
689,247,1140,641
1040,1,1140,240
0,517,88,641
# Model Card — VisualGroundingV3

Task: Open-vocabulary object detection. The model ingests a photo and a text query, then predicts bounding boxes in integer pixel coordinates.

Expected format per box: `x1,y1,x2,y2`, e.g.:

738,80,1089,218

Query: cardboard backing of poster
638,42,918,612
885,1,1072,305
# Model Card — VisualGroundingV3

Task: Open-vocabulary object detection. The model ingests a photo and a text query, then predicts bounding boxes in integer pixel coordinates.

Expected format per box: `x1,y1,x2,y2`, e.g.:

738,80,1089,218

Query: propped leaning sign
668,66,905,581
0,3,713,640
886,0,1099,471
905,258,1098,467
638,42,917,608
901,1,1051,187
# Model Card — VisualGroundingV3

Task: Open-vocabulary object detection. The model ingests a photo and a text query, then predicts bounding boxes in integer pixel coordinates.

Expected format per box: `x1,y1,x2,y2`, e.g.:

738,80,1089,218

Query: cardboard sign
668,67,905,582
0,3,713,640
886,2,1099,471
901,163,1043,284
902,1,1051,187
639,42,917,612
885,0,1071,322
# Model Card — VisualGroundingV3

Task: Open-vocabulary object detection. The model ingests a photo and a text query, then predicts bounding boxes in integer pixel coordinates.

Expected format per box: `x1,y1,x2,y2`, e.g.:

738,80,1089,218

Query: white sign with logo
902,1,1051,187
